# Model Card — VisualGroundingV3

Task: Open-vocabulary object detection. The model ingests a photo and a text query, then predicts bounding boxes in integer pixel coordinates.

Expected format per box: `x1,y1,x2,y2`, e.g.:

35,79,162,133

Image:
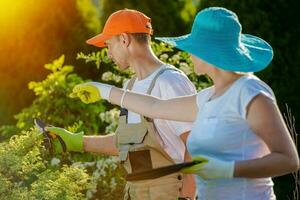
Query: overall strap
146,65,180,95
122,65,180,121
119,77,137,117
142,65,180,122
126,76,137,91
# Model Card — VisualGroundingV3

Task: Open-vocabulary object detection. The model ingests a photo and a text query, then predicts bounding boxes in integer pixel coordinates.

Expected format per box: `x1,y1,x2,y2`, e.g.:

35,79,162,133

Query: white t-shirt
123,64,196,163
187,75,276,200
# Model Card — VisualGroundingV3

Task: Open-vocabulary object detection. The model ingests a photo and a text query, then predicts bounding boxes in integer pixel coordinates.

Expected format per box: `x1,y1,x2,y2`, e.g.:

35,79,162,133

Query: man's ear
120,33,131,47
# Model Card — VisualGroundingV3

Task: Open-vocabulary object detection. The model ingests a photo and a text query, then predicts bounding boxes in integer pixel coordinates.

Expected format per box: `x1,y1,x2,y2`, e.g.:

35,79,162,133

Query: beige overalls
114,67,184,200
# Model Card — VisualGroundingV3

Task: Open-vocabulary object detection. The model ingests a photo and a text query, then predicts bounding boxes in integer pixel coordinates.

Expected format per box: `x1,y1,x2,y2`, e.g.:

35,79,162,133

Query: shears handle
34,119,67,153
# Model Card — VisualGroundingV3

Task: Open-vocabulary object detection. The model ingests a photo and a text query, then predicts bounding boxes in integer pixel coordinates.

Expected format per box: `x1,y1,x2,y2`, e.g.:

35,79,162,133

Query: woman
71,7,299,200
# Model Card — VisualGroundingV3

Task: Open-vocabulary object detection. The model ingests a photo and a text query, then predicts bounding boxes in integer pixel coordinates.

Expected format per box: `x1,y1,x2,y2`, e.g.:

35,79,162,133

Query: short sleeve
157,70,197,98
239,78,276,119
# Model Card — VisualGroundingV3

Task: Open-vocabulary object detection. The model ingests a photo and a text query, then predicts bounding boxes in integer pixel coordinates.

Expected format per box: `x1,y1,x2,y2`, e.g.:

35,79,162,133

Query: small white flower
86,190,94,199
102,72,113,81
179,62,193,75
50,157,60,166
171,54,180,62
110,177,116,188
160,53,169,60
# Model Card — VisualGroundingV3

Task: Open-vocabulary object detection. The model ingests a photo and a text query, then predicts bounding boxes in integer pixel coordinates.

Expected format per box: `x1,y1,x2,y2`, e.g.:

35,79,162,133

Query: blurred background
0,0,299,199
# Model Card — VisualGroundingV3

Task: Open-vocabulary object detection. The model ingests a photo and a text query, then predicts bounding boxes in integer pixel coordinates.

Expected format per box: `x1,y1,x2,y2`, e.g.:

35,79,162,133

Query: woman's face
190,54,211,75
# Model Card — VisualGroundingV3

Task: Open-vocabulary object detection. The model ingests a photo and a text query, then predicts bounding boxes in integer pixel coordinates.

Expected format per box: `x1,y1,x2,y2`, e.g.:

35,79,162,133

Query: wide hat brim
156,33,273,72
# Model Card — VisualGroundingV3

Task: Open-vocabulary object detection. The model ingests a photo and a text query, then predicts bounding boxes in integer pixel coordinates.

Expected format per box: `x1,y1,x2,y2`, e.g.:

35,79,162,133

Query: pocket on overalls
118,125,148,145
129,149,153,173
117,125,149,162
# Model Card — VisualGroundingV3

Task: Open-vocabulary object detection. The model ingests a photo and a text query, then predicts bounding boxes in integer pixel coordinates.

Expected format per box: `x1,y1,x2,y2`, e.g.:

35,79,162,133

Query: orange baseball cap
86,9,153,47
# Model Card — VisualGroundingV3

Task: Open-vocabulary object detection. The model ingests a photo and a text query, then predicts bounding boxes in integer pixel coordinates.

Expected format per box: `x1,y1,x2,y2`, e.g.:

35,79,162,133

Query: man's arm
180,131,196,200
83,134,119,156
45,126,119,155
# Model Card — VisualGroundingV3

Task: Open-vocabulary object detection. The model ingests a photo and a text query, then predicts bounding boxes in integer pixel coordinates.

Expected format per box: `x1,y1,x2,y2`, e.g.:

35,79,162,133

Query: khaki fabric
116,115,175,173
124,173,183,200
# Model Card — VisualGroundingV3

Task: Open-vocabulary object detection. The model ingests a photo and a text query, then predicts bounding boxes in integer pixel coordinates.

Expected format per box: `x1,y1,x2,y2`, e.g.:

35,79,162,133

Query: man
47,9,196,200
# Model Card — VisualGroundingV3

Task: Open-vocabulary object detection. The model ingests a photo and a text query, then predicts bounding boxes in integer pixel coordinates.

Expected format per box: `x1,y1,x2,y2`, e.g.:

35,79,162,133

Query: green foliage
77,0,101,34
0,130,45,183
77,49,135,88
72,157,125,199
0,125,20,141
14,55,106,135
0,129,91,200
0,107,124,200
99,108,120,133
77,51,106,69
0,127,125,199
0,53,128,199
97,0,196,36
29,166,90,200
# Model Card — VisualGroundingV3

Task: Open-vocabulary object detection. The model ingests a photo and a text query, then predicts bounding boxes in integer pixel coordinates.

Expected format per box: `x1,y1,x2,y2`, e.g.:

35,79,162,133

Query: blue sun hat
156,7,273,72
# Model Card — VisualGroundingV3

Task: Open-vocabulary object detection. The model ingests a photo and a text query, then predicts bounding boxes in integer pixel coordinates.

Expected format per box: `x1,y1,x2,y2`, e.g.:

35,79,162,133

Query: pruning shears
126,160,203,181
34,118,67,153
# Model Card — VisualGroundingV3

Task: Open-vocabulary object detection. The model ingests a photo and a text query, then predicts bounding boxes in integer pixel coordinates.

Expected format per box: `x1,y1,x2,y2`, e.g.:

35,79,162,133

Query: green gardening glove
180,155,235,180
45,127,84,153
69,82,113,104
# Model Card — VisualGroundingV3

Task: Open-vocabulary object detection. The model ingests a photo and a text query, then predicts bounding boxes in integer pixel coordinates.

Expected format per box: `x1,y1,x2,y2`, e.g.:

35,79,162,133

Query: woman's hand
181,155,234,179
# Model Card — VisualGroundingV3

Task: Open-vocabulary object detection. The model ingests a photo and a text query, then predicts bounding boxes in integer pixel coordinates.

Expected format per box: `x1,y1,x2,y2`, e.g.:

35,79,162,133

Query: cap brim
86,33,113,47
155,34,273,72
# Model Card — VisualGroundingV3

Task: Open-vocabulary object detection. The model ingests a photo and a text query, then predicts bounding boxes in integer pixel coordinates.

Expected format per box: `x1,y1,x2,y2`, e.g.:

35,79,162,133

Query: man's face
105,35,129,70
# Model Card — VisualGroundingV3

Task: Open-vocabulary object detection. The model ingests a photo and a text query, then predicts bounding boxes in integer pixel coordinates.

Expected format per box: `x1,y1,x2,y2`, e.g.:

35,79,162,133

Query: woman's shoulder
237,75,276,119
240,75,275,100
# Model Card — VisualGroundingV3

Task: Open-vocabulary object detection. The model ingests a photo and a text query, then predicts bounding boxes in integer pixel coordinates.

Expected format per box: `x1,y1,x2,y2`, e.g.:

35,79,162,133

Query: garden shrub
0,129,91,200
